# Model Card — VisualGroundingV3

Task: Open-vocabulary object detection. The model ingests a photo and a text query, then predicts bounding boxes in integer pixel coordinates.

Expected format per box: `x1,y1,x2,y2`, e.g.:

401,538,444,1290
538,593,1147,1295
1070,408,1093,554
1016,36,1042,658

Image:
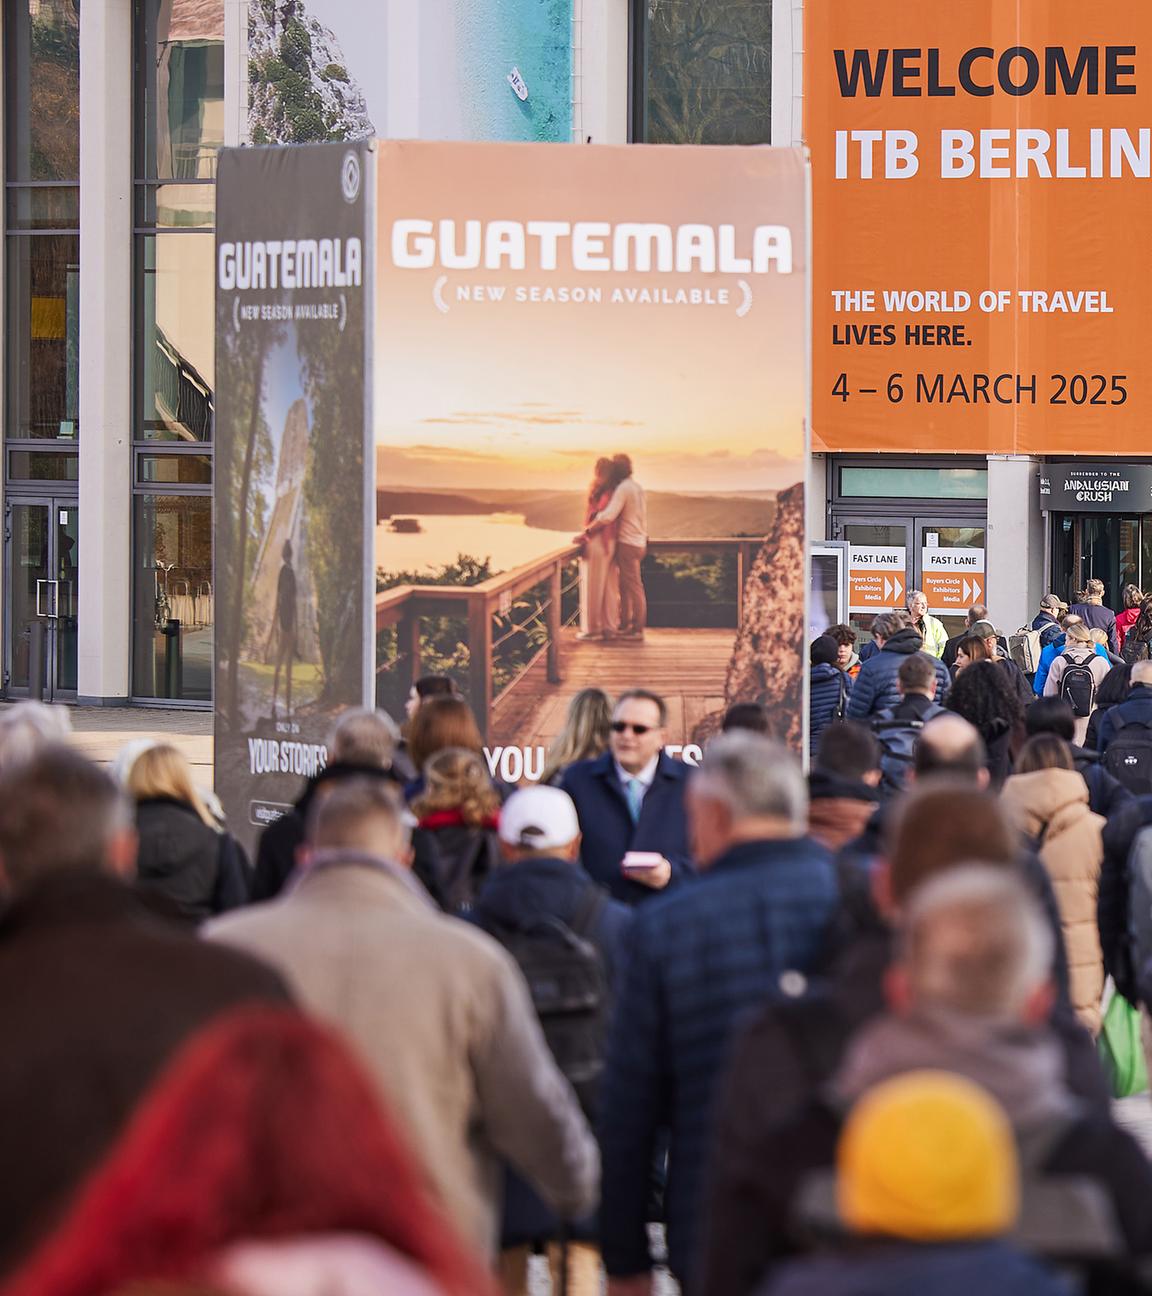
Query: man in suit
560,688,693,904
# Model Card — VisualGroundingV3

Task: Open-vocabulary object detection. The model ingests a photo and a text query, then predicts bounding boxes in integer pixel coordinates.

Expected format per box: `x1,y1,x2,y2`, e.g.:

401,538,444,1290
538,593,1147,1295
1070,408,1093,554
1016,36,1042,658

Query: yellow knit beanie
838,1070,1018,1241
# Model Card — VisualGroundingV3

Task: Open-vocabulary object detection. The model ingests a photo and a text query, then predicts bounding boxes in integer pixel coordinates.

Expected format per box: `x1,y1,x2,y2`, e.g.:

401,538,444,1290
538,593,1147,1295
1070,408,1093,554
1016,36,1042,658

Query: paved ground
2,704,215,779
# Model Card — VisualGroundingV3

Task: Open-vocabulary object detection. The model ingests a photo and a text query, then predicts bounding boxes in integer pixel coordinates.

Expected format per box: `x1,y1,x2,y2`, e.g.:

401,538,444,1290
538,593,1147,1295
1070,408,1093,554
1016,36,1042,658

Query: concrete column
807,453,828,543
78,0,133,703
773,0,804,146
224,0,249,146
986,455,1045,635
582,0,629,144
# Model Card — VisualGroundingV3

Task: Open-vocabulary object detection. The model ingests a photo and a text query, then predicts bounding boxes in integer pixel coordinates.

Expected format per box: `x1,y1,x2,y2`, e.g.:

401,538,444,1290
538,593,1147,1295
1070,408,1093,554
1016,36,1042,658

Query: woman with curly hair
1,1008,494,1296
946,658,1025,786
411,747,501,913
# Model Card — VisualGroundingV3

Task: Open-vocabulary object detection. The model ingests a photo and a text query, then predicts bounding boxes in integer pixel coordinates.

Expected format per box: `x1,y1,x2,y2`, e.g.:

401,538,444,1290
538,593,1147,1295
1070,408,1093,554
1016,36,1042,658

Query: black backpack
488,888,609,1115
871,705,943,798
1123,635,1151,666
1103,715,1152,796
1059,653,1099,718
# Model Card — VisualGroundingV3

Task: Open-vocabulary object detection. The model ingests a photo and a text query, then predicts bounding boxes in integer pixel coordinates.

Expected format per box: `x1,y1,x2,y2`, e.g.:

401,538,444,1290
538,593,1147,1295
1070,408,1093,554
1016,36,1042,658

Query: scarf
833,1009,1080,1137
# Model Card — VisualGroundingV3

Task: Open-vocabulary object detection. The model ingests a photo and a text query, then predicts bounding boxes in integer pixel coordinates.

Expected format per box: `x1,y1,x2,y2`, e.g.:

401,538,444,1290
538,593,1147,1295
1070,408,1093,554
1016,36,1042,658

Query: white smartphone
621,851,665,872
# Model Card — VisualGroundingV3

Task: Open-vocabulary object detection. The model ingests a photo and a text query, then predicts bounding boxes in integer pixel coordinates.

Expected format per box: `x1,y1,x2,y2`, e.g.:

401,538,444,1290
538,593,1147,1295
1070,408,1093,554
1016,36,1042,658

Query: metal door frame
4,495,78,702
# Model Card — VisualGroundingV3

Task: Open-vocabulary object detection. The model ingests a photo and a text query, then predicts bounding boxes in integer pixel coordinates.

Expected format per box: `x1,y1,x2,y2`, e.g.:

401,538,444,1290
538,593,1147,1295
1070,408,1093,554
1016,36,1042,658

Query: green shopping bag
1098,990,1149,1099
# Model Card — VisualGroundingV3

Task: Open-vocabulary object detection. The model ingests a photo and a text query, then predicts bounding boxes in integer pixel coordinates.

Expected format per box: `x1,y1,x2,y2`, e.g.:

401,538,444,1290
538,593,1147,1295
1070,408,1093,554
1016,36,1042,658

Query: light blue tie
626,777,643,824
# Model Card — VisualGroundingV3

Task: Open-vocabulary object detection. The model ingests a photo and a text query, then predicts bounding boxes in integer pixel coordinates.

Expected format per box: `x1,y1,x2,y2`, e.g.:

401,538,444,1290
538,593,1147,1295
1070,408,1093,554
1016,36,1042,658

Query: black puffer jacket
845,629,950,720
134,797,247,924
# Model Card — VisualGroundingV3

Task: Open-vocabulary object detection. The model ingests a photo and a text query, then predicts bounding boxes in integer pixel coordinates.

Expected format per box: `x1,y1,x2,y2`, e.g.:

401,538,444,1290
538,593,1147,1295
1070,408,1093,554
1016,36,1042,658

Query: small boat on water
389,517,422,534
507,66,529,101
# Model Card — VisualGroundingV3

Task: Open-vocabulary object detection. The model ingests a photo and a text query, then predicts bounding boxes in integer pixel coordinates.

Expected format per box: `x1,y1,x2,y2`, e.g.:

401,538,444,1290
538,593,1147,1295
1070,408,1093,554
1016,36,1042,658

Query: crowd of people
4,596,1152,1293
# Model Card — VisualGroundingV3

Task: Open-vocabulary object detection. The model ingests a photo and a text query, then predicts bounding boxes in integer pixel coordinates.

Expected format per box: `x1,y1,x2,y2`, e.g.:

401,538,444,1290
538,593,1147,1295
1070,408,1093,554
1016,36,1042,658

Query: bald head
1133,661,1152,687
913,714,987,785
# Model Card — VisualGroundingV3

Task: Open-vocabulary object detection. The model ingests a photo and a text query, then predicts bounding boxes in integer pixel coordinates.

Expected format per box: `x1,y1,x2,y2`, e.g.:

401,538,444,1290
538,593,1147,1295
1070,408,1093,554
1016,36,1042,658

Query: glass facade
5,1,81,445
632,0,772,144
132,492,213,701
5,0,80,182
839,466,989,501
132,0,222,701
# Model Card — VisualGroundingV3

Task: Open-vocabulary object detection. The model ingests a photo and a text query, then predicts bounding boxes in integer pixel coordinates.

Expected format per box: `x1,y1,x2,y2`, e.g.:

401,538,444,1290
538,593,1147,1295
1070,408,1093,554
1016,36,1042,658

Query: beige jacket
1001,768,1105,1032
206,862,599,1254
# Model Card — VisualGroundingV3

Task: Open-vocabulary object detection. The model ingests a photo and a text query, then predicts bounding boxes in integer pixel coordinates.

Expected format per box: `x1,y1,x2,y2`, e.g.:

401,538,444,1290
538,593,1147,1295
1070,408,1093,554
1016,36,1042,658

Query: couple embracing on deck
574,454,648,645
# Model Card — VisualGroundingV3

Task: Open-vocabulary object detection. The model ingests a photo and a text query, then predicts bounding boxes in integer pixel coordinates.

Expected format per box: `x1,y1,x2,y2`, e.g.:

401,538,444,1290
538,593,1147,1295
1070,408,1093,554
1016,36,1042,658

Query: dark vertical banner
215,141,372,852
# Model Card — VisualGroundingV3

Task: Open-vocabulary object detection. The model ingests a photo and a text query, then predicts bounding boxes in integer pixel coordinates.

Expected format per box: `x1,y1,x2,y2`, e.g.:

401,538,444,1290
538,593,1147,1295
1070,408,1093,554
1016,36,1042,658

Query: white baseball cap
498,785,580,851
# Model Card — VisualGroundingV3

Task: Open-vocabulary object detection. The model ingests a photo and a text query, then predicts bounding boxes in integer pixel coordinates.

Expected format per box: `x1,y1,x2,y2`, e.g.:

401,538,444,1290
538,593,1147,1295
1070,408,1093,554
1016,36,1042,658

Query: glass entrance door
6,498,78,700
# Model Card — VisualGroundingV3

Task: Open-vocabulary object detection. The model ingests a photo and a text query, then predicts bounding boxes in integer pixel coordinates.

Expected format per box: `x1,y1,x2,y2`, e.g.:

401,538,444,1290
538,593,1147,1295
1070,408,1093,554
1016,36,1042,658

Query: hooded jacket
809,664,851,759
1000,769,1106,1033
846,629,951,721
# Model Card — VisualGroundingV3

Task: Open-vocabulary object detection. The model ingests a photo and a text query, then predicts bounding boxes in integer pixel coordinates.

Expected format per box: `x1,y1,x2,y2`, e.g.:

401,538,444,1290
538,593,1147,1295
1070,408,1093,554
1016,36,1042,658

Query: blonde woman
411,747,501,913
126,743,248,922
540,688,612,786
1043,622,1112,745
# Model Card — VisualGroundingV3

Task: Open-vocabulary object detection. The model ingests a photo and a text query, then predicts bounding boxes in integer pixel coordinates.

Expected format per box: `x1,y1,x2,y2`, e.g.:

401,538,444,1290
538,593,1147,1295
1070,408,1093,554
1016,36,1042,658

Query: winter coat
410,812,501,914
910,612,948,658
808,664,850,759
1095,683,1152,754
1033,635,1109,697
1117,606,1141,651
1043,645,1112,746
599,837,839,1282
1031,611,1066,651
471,857,631,1247
698,933,1111,1296
759,1241,1071,1296
0,873,290,1275
996,656,1037,711
1001,769,1106,1032
1068,601,1119,654
134,797,246,924
807,770,880,852
1098,794,1152,1004
207,859,598,1257
251,763,405,902
845,629,950,721
560,751,693,904
1069,745,1132,819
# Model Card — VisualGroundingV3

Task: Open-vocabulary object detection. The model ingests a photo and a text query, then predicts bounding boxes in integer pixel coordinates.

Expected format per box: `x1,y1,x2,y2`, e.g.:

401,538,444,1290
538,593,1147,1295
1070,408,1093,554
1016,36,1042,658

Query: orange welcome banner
805,3,1152,455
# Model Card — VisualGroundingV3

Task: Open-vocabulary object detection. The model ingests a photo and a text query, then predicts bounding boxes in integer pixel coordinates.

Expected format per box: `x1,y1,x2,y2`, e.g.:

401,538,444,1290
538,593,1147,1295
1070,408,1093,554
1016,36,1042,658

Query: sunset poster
373,142,810,772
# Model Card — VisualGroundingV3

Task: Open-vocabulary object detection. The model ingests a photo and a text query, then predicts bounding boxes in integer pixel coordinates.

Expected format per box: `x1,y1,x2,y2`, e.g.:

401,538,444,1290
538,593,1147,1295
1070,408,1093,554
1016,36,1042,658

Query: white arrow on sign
894,576,904,603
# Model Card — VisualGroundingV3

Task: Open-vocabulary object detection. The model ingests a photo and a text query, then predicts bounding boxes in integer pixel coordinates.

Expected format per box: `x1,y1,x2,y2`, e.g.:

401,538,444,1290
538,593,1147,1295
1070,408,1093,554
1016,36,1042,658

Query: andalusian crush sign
806,5,1152,455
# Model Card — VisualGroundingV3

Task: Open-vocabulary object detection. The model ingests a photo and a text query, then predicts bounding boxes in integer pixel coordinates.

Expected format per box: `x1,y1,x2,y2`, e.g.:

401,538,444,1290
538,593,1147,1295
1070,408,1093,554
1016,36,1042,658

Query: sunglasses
612,721,653,735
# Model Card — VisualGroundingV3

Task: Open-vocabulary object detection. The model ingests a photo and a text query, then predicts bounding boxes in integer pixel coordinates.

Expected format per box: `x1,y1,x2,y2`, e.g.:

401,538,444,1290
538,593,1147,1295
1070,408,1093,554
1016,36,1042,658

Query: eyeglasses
612,721,652,735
